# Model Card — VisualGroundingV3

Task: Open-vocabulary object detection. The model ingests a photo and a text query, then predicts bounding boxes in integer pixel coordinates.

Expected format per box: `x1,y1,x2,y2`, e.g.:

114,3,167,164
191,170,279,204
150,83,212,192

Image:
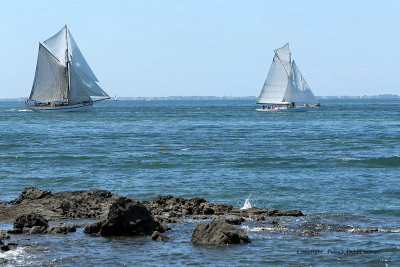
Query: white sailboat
26,25,110,112
114,94,118,101
256,43,318,112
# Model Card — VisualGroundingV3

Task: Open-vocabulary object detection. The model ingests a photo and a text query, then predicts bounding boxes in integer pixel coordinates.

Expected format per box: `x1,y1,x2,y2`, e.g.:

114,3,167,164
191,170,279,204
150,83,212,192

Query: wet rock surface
191,219,251,245
14,213,49,232
151,231,169,241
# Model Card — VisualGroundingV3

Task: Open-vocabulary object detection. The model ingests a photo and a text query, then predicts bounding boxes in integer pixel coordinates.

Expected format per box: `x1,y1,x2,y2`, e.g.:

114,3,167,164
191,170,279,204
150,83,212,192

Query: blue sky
1,0,399,98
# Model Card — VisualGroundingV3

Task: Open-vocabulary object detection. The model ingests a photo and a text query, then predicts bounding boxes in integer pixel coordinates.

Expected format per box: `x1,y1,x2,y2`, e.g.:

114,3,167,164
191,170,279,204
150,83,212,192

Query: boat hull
29,102,93,112
256,106,307,112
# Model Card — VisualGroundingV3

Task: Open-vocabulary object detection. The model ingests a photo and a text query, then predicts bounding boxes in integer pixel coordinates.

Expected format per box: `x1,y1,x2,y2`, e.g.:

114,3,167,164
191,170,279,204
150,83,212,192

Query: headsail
68,31,109,104
284,61,316,104
29,44,68,102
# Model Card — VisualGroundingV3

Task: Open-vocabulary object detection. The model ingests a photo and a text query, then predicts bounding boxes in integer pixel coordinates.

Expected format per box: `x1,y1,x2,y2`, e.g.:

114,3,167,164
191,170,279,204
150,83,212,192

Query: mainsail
29,25,110,105
257,43,316,105
29,44,68,102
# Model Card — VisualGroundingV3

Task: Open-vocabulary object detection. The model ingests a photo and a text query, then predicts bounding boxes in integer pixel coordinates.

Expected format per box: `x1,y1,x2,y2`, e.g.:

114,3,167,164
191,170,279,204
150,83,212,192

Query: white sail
29,26,109,106
257,43,292,104
257,43,316,105
43,26,68,65
29,44,68,102
284,61,316,104
67,30,109,104
68,31,99,82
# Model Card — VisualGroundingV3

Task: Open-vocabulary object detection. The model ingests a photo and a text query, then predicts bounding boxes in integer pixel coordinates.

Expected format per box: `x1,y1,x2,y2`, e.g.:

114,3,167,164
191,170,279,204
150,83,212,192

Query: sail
283,61,316,104
67,30,109,104
43,26,68,65
68,31,99,82
257,43,292,104
68,62,109,105
29,44,68,102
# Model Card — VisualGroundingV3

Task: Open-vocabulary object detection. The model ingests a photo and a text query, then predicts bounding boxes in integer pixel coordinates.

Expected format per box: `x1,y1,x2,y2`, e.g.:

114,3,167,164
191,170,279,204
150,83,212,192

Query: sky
1,0,399,98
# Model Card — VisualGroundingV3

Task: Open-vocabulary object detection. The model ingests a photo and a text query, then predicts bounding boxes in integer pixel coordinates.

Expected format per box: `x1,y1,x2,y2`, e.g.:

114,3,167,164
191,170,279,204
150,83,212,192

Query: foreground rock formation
84,197,165,236
191,219,251,245
0,186,307,246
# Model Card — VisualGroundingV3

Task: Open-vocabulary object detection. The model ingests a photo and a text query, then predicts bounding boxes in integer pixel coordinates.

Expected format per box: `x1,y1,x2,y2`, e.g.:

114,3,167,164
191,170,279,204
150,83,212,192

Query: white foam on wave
240,194,253,210
241,225,273,232
0,247,31,265
6,109,32,112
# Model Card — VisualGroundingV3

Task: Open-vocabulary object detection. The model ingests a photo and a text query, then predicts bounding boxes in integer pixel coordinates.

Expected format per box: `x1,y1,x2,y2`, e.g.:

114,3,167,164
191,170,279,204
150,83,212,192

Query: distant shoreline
1,94,398,101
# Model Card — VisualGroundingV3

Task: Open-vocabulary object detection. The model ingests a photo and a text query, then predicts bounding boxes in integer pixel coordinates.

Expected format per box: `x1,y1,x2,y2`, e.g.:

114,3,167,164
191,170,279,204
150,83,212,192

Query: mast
65,25,71,101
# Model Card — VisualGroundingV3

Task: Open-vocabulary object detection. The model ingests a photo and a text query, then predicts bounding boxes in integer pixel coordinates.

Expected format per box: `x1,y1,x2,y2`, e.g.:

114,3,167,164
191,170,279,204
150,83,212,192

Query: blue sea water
0,98,399,266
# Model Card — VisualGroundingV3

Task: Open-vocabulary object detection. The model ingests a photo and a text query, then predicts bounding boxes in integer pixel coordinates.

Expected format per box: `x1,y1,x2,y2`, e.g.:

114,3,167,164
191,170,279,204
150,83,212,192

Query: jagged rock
9,186,51,205
14,213,49,230
0,188,118,222
1,245,10,252
84,197,164,236
191,219,251,245
144,195,233,218
151,231,169,241
48,224,76,234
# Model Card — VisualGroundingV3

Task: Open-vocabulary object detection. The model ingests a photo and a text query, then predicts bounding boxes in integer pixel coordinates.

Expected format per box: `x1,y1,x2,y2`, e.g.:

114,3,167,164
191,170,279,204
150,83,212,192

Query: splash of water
240,194,253,210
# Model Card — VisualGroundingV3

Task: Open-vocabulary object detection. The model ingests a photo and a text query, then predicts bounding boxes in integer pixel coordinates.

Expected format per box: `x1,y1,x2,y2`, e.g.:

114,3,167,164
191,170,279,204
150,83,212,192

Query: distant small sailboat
114,94,118,101
26,25,110,112
256,43,318,112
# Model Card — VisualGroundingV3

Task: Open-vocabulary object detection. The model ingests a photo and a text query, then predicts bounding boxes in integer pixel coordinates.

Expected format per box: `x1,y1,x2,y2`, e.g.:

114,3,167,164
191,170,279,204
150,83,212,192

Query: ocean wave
336,156,400,167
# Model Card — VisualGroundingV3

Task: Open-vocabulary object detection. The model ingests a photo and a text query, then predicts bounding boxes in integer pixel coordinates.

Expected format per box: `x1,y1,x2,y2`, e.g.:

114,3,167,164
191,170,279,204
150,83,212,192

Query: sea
0,98,399,266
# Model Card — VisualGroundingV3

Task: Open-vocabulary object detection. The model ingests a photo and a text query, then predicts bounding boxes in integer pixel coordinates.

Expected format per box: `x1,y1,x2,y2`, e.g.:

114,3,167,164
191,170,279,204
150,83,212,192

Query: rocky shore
0,186,306,248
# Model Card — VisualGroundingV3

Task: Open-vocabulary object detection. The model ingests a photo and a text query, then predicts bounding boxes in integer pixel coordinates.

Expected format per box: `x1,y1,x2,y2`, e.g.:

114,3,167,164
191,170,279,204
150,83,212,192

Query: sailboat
26,25,110,112
114,94,118,101
256,43,318,112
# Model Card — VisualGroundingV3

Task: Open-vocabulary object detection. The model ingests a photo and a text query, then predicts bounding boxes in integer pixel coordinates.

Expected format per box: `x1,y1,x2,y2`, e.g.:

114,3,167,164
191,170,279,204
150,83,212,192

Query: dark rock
48,224,77,234
0,188,118,223
84,197,164,236
9,186,51,205
28,226,47,234
357,228,379,234
144,195,233,219
224,215,245,225
7,229,23,234
267,209,304,217
191,219,251,245
151,231,169,241
1,245,10,252
83,221,103,235
302,230,320,237
14,213,49,230
191,215,208,220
